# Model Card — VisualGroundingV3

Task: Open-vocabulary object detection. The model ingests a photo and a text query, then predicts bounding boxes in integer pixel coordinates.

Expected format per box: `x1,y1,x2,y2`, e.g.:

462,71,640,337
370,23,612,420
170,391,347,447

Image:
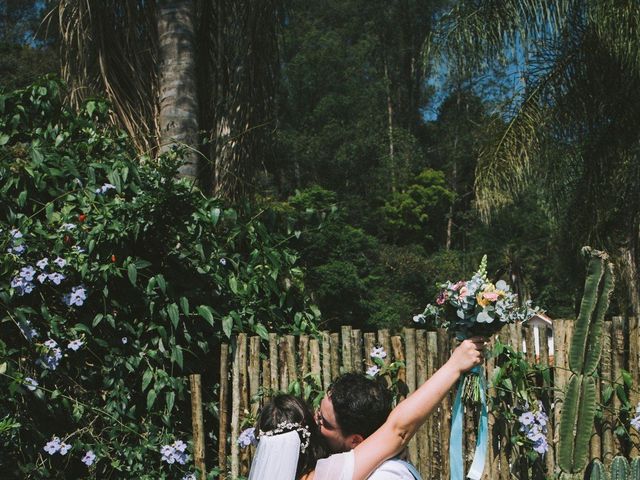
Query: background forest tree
2,0,637,330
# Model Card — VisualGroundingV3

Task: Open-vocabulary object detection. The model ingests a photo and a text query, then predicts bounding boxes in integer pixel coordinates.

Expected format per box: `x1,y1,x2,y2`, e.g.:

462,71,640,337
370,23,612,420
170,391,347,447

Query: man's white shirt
313,451,420,480
368,458,416,479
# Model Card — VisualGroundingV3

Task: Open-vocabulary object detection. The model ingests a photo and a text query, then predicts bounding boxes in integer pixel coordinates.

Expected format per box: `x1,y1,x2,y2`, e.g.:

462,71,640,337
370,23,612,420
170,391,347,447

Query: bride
248,337,485,480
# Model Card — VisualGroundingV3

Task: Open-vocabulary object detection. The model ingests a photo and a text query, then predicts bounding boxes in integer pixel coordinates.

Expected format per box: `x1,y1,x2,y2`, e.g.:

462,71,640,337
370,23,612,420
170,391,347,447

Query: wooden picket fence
200,317,640,479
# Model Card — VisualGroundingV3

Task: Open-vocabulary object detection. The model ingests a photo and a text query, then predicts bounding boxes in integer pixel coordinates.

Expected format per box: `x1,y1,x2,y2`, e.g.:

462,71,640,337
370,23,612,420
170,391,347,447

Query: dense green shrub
0,79,319,478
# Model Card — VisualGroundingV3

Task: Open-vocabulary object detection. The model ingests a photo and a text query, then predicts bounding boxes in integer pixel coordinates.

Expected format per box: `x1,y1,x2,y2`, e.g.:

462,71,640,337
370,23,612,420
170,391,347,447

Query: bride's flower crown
258,421,312,453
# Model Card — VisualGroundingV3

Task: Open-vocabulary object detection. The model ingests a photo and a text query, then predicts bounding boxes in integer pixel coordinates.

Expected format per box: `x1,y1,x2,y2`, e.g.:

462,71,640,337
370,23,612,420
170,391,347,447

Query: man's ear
348,433,365,449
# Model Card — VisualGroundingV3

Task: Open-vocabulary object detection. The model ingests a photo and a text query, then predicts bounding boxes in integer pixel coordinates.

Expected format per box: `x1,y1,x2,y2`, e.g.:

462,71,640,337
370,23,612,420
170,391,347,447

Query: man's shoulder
367,459,418,479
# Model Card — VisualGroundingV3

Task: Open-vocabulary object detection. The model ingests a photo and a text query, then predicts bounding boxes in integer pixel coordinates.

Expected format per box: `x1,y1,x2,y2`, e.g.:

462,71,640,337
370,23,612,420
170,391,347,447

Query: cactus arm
631,457,640,480
558,374,597,473
583,262,615,375
573,376,597,470
588,459,606,480
558,374,582,472
570,253,605,373
611,456,629,480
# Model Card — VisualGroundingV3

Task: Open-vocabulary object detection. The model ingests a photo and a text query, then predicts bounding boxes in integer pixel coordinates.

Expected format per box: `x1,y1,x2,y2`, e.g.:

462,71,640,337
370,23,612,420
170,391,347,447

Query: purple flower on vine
82,450,96,466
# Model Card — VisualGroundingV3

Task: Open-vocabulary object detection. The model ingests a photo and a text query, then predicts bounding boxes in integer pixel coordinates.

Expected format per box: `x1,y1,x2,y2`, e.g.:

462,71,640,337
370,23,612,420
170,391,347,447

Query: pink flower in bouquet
483,292,499,302
459,286,469,298
436,290,448,305
452,281,465,291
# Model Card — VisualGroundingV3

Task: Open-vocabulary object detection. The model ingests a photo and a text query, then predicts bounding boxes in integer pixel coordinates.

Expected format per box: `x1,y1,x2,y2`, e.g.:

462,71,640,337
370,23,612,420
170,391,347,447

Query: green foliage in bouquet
558,247,615,474
0,79,319,478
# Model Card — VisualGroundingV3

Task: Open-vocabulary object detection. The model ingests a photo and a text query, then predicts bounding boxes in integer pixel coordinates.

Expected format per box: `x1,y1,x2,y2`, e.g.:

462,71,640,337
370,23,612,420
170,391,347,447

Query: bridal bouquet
413,255,536,401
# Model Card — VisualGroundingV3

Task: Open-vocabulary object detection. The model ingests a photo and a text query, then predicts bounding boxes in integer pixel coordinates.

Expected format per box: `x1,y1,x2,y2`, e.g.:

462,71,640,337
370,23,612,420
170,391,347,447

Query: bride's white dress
314,450,354,480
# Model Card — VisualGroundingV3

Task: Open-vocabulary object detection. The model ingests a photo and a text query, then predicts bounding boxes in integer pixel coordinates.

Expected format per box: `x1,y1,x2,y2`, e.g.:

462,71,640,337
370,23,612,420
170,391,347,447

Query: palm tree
431,0,640,314
157,0,199,180
56,0,279,198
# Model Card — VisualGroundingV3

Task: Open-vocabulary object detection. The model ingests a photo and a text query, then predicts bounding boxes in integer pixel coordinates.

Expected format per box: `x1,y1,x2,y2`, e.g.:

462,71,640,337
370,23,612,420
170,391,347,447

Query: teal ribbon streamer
449,366,488,480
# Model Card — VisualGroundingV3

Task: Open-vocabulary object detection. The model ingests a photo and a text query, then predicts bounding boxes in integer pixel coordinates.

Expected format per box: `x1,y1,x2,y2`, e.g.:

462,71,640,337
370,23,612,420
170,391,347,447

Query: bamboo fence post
262,359,271,400
391,335,406,397
218,344,229,480
286,334,298,385
364,332,376,369
439,329,454,478
230,337,242,479
237,334,250,476
403,328,418,467
279,336,289,391
378,329,391,366
612,317,625,456
341,325,353,374
415,330,428,477
190,374,206,480
403,328,417,393
524,323,536,365
249,336,261,414
378,329,391,388
321,331,332,391
330,332,340,380
268,333,278,394
299,334,310,381
538,325,557,473
310,338,322,388
601,319,615,465
483,337,497,480
629,316,640,457
509,321,522,352
351,329,362,372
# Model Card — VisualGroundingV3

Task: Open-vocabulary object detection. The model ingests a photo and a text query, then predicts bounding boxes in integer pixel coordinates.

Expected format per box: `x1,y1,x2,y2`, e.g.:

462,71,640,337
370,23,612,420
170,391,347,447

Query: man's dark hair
328,372,393,438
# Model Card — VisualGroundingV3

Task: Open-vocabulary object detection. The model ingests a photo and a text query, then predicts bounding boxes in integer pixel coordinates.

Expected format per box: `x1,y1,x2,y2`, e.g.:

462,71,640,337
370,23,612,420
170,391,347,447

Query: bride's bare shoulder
300,471,315,480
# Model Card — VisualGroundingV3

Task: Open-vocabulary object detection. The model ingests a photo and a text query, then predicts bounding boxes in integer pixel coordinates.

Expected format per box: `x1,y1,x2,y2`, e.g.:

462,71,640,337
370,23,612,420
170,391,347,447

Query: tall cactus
558,247,615,474
611,456,629,480
585,457,640,479
632,458,640,480
588,460,606,480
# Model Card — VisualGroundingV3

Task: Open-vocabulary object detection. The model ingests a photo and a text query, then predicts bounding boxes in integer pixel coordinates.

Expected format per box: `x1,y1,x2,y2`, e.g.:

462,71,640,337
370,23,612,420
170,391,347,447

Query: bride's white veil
248,430,301,480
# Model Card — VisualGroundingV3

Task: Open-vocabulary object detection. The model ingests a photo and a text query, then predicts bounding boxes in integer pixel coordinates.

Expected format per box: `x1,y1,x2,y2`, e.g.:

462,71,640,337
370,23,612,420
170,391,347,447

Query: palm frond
58,0,160,154
431,0,576,74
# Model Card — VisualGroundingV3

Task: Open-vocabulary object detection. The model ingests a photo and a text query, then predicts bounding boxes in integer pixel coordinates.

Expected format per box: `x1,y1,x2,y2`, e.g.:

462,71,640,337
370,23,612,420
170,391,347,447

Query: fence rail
212,317,639,479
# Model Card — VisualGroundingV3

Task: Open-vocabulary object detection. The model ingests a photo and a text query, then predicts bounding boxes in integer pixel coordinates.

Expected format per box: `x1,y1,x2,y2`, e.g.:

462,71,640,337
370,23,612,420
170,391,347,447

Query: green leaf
146,389,157,411
92,313,104,327
165,391,176,413
167,303,179,329
156,274,166,294
142,369,153,391
127,263,137,286
171,346,183,370
197,305,214,326
86,101,96,116
210,207,221,225
179,297,189,316
229,276,238,294
0,362,6,374
0,134,9,146
255,323,268,340
602,385,614,404
222,315,233,338
17,190,27,207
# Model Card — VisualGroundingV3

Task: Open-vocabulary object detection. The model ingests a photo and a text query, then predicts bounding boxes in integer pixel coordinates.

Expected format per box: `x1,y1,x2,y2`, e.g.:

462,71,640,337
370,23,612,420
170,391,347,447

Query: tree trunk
384,59,396,193
158,0,200,182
